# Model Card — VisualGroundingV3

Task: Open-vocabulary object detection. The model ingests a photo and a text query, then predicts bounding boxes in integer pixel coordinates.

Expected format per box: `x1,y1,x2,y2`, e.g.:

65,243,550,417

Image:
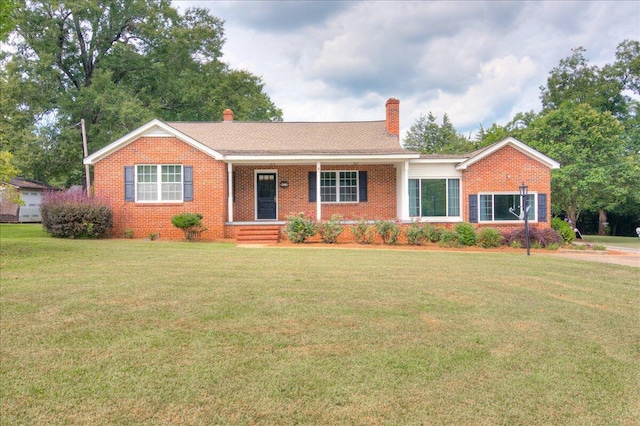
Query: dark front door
256,173,277,220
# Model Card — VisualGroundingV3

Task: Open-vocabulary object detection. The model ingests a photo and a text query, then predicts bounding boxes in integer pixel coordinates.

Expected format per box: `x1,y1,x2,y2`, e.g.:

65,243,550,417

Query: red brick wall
462,145,552,229
93,137,227,239
232,164,398,222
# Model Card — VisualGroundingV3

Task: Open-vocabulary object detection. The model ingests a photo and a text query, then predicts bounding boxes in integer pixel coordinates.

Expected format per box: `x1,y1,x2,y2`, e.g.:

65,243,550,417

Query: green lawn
1,224,639,425
582,234,640,249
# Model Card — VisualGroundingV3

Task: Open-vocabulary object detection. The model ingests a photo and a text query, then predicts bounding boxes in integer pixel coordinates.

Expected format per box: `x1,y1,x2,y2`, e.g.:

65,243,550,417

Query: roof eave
456,137,561,170
83,119,224,165
223,153,420,164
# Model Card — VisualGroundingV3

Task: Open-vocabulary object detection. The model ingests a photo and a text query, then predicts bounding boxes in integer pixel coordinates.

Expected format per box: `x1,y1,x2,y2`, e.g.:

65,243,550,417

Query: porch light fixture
279,180,289,188
519,182,530,256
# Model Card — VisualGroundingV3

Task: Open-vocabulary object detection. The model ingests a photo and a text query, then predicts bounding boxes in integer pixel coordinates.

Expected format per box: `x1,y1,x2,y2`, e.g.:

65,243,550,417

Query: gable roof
84,119,419,165
6,177,56,190
455,137,560,170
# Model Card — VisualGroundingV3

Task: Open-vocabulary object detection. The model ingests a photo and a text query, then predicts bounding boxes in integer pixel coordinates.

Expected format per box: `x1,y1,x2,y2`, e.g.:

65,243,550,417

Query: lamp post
520,182,530,256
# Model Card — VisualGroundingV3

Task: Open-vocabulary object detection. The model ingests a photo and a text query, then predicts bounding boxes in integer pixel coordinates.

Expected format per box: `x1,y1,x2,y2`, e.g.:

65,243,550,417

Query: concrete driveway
551,245,640,268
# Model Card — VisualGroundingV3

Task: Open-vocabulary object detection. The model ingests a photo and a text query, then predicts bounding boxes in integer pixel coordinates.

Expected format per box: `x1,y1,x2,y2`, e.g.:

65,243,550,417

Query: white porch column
227,162,234,222
316,161,322,221
399,160,410,221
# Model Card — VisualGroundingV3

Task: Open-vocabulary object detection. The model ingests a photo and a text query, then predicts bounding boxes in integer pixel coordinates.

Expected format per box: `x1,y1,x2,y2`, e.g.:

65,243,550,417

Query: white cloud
173,0,640,140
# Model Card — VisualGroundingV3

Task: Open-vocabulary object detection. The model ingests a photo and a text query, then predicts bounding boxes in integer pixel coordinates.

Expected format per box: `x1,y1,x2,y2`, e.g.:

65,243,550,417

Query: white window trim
408,177,462,221
320,170,359,204
135,164,183,203
477,192,538,223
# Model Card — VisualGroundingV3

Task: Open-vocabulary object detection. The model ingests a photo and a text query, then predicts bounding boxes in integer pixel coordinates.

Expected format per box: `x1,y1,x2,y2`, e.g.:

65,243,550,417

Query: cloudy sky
174,1,639,141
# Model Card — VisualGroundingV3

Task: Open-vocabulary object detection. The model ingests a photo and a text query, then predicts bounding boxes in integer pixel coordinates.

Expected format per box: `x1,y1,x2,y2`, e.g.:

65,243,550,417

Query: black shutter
124,166,134,201
469,194,478,223
537,193,547,222
309,172,317,202
358,171,368,202
183,166,193,201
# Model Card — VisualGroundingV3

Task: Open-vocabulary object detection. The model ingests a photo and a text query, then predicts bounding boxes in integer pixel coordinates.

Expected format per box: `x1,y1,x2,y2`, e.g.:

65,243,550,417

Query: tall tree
403,112,475,154
1,0,282,186
539,41,640,233
524,102,626,227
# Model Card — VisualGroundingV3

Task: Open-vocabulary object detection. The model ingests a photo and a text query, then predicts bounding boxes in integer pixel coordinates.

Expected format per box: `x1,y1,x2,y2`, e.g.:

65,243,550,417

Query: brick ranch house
84,99,560,242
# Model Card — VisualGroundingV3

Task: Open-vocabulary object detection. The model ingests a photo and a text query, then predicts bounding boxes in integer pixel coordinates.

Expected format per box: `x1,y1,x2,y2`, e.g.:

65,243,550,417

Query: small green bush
374,219,402,244
317,215,344,244
476,228,504,248
425,225,444,243
455,223,477,246
124,228,134,239
284,212,317,243
551,217,575,244
40,190,113,239
351,218,375,244
438,230,461,248
171,213,207,241
406,222,427,246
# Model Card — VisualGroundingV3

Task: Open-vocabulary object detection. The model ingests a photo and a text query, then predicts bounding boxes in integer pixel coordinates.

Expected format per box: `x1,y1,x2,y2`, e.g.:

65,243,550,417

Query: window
479,193,536,222
320,171,358,203
136,165,183,202
409,178,460,217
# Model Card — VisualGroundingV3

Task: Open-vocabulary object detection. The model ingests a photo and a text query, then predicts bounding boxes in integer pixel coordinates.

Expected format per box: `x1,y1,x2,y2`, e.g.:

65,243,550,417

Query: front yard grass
581,234,640,249
1,224,639,424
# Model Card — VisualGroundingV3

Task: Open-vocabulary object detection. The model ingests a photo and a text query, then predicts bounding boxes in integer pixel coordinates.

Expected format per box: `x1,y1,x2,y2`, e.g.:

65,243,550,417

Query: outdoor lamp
280,180,289,188
519,182,530,256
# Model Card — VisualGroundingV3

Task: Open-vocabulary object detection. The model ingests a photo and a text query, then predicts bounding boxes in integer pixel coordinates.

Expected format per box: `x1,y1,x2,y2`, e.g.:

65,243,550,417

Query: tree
0,0,16,40
403,112,475,154
1,0,282,186
539,41,640,234
540,46,628,118
524,102,627,227
0,151,22,204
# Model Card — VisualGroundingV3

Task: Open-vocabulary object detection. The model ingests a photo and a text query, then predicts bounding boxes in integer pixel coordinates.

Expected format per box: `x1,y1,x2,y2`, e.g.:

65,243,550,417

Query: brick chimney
223,109,234,122
385,98,399,138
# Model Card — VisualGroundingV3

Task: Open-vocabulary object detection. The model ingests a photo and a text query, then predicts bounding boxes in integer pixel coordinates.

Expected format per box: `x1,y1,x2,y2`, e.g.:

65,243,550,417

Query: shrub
476,228,504,248
503,227,563,249
406,222,427,246
317,215,344,244
124,228,134,239
438,230,461,248
351,218,375,244
40,190,113,239
374,219,402,244
171,213,207,241
455,223,477,246
284,212,317,243
425,225,444,243
551,217,575,244
149,232,159,241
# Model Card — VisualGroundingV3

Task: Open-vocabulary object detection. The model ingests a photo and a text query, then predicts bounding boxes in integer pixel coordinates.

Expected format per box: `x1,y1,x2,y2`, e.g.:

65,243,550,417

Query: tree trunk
598,210,608,235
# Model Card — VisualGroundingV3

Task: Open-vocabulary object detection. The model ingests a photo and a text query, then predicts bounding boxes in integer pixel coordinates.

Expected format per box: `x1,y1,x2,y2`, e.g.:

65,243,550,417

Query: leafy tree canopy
403,112,476,154
1,0,282,186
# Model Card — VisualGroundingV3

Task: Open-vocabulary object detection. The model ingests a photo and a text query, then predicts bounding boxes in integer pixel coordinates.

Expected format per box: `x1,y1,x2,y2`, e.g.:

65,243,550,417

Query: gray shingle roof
166,120,414,156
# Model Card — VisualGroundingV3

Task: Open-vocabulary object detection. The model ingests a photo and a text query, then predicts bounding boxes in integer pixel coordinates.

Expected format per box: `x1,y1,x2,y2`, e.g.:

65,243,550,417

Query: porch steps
236,225,282,244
